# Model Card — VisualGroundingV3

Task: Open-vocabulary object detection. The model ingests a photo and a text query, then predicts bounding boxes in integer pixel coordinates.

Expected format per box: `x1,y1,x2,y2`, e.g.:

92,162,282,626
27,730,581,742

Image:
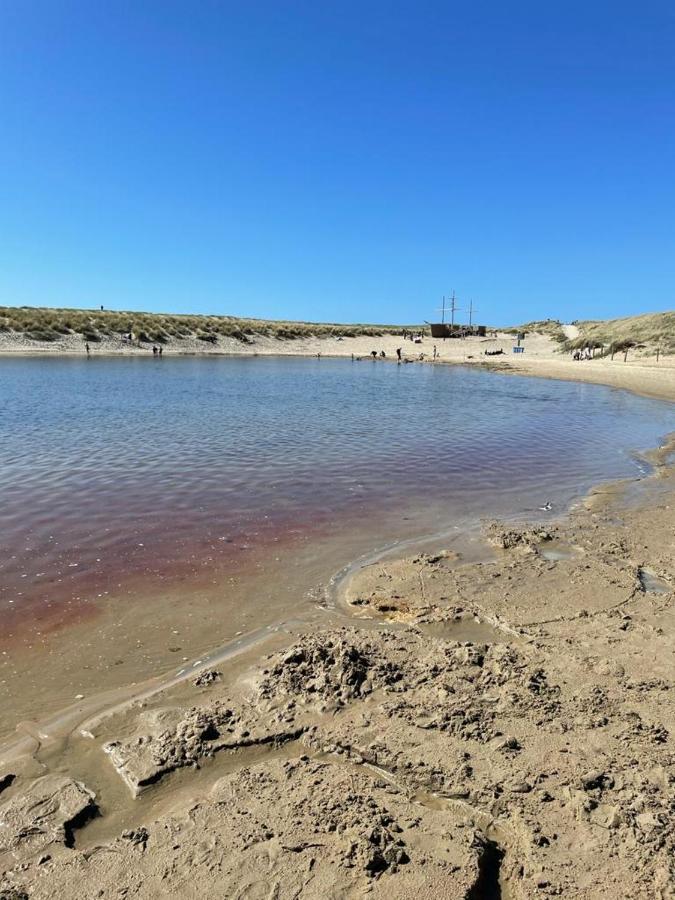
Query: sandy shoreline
2,327,674,402
0,357,673,897
0,455,673,896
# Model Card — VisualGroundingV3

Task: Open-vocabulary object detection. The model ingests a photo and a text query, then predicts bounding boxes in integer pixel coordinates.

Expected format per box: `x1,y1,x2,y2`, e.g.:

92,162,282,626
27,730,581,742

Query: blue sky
0,2,673,325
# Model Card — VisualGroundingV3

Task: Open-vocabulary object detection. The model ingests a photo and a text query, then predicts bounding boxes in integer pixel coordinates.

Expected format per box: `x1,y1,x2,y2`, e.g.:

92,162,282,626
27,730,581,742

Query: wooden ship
429,293,486,338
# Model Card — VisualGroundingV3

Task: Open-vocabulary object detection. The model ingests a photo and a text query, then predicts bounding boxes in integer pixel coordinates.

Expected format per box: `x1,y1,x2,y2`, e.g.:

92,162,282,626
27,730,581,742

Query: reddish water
1,355,673,645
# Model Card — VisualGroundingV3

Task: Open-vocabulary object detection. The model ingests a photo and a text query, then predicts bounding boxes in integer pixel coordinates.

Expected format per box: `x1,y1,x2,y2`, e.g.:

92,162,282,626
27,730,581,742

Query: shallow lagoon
1,355,673,635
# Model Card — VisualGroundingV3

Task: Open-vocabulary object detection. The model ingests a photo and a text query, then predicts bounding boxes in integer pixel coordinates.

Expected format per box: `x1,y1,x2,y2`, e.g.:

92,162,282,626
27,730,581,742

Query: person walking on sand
396,347,402,361
433,345,438,360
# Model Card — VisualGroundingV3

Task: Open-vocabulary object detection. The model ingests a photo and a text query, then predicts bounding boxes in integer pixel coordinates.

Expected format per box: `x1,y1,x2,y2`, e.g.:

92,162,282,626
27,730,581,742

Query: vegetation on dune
505,319,566,342
2,306,671,357
508,312,674,357
0,306,416,344
562,312,675,357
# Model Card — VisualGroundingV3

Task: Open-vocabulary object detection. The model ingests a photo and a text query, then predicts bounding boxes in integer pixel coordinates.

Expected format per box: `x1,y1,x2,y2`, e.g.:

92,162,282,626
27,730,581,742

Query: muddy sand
0,429,673,899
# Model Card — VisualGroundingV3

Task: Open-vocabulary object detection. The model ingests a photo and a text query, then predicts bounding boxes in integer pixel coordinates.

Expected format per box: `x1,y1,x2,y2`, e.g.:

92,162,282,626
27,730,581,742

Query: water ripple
0,357,672,620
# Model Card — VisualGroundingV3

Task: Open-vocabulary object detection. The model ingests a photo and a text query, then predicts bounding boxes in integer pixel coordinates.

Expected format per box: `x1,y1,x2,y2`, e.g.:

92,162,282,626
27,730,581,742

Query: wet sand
1,414,674,897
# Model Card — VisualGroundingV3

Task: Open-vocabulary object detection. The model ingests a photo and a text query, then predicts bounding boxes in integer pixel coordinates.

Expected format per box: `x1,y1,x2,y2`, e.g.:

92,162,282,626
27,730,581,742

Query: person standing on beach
159,346,163,356
396,347,402,361
85,342,90,356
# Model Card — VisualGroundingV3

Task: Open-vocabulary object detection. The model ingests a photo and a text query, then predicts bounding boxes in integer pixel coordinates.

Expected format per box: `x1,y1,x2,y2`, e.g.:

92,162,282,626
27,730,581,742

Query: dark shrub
27,329,61,342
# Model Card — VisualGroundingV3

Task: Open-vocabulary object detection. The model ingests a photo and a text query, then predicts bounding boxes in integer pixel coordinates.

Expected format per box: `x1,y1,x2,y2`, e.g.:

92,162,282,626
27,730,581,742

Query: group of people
572,346,594,361
152,345,163,356
401,329,424,343
362,344,439,363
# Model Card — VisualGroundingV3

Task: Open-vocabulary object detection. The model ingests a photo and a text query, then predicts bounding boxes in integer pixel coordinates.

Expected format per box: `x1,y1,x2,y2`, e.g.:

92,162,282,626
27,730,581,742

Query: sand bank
478,354,675,403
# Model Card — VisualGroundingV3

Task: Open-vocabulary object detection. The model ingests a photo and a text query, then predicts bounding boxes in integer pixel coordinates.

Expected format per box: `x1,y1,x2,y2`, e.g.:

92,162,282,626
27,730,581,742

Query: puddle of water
638,568,670,594
538,541,577,562
418,617,511,643
74,738,307,849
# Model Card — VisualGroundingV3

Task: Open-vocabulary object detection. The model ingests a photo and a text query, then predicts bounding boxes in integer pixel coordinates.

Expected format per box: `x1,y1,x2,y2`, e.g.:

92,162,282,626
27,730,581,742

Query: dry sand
0,337,674,898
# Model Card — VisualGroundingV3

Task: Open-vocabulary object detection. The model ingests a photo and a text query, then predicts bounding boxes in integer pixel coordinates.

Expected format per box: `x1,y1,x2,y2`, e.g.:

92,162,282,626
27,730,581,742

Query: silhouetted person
85,342,90,356
159,346,163,356
153,345,158,356
396,347,402,361
371,350,377,359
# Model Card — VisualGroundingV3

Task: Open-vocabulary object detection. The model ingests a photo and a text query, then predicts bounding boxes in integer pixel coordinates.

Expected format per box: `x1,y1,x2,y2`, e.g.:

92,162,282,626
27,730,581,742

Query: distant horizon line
1,302,672,330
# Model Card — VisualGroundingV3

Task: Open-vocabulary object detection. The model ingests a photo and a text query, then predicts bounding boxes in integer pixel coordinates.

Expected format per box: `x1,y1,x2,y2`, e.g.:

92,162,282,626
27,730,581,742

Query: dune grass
505,313,674,356
575,312,675,353
505,319,567,342
564,312,675,357
2,306,672,356
0,306,415,344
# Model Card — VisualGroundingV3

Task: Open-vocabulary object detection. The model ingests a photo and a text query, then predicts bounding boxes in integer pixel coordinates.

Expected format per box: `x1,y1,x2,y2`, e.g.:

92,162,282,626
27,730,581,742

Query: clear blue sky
0,2,673,325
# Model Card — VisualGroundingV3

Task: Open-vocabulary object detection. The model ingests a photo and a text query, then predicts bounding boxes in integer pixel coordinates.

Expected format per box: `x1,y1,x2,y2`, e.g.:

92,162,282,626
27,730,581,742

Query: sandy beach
0,352,673,898
2,0,673,893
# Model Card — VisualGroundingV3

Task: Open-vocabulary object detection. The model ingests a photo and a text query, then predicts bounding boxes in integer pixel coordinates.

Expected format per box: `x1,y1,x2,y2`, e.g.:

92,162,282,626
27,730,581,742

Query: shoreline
2,329,674,403
0,363,673,897
470,355,675,403
1,426,674,897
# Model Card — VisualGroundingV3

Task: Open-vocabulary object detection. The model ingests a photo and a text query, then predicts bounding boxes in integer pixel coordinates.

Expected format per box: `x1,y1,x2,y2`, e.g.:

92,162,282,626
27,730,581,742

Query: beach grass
509,312,674,356
569,311,675,355
0,306,416,344
506,319,567,342
1,306,672,357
